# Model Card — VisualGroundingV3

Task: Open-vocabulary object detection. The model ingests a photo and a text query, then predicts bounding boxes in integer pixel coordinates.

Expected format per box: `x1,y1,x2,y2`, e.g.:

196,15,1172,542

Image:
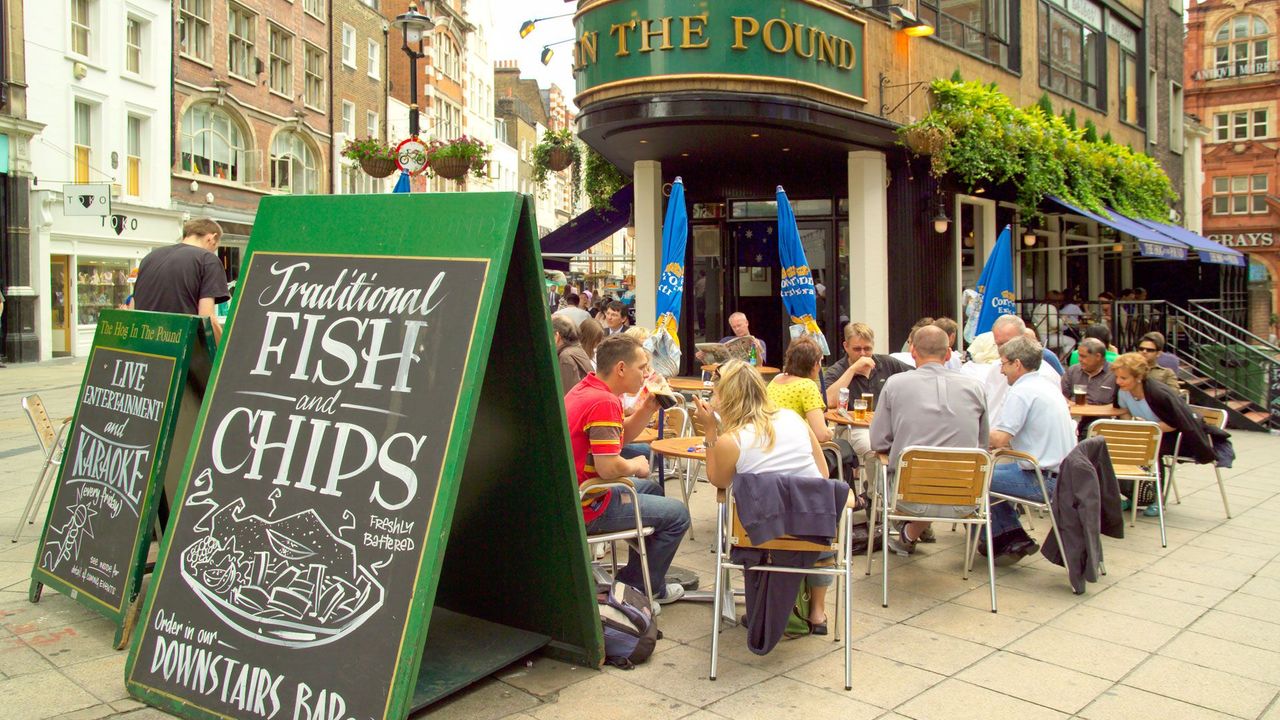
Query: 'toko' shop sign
574,0,866,103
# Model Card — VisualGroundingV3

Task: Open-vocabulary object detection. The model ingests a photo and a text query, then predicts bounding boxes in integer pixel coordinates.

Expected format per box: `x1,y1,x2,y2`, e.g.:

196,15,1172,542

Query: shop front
1201,230,1277,338
32,191,182,358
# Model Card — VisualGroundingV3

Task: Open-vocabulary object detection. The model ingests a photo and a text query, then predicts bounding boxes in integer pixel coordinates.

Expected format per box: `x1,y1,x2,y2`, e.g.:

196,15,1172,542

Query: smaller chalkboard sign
30,309,212,648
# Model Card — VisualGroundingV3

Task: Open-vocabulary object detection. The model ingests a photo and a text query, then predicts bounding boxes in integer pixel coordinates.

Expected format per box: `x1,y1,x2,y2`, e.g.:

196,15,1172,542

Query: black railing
1012,299,1169,354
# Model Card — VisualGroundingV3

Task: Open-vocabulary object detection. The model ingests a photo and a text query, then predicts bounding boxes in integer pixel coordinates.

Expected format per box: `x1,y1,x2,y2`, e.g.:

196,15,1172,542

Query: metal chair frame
984,449,1069,584
15,395,73,543
1162,405,1231,518
1087,420,1167,547
580,479,655,606
867,447,998,612
709,484,855,689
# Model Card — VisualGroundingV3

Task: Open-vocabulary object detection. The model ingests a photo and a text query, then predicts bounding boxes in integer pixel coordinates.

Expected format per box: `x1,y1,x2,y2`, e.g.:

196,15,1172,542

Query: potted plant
533,129,581,204
427,136,490,180
341,137,398,178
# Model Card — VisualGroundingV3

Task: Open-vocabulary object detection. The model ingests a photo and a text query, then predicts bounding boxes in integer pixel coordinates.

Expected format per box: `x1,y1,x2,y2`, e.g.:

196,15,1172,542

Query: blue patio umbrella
654,177,687,346
391,170,411,193
776,186,828,354
973,225,1016,335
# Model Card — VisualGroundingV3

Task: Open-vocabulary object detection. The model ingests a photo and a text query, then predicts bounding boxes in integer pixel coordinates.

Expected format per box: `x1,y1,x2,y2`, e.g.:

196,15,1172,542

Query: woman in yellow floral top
767,338,833,443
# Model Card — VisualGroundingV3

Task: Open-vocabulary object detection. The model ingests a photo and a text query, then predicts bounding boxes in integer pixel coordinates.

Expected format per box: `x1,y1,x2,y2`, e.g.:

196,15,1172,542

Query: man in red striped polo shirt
565,334,690,605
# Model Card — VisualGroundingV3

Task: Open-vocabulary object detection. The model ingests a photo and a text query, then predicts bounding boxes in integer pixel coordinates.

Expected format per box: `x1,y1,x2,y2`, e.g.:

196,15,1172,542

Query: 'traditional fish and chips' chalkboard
30,310,213,648
126,193,603,720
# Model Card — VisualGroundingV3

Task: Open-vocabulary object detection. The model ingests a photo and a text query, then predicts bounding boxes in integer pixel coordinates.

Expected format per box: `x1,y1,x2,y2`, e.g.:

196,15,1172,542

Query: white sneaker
657,582,685,605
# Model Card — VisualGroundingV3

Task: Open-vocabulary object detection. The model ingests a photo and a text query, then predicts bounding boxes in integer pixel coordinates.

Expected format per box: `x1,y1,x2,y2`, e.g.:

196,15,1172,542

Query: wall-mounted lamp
1023,233,1037,247
851,3,935,38
540,38,576,66
932,201,950,234
519,12,574,39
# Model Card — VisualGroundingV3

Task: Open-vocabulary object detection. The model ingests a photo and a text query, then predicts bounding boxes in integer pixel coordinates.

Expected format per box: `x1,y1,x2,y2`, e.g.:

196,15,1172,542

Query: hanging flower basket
431,156,470,180
902,125,950,156
546,146,574,172
359,156,398,179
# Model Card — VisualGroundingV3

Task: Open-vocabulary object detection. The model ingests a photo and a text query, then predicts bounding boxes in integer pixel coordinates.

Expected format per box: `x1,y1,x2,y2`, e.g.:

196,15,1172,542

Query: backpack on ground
596,581,658,669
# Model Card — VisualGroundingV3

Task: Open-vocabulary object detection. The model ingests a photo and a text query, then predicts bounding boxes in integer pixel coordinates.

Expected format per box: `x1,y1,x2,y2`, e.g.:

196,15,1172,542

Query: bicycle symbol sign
395,137,429,176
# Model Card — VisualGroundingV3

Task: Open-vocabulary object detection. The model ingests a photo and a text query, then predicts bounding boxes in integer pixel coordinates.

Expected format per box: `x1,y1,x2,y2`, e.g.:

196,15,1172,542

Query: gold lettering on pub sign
576,11,857,72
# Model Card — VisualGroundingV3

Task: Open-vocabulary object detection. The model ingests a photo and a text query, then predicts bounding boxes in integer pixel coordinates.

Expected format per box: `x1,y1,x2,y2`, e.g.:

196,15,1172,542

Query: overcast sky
488,0,578,105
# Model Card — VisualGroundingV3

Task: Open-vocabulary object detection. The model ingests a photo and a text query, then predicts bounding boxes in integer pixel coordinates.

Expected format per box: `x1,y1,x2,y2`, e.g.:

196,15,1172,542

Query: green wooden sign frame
29,309,213,649
125,192,603,720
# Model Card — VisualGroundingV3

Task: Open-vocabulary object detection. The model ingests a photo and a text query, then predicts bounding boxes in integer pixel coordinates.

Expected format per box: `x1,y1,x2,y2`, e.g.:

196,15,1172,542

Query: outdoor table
1068,404,1126,419
668,376,715,394
826,410,874,428
650,435,707,461
701,364,781,377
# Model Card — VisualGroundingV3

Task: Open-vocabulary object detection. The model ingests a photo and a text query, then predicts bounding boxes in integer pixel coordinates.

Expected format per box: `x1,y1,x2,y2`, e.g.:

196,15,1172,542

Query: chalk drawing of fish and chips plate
179,473,385,648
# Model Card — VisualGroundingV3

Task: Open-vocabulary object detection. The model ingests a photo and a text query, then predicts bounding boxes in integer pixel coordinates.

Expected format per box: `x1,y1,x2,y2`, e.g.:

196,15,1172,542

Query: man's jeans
584,478,690,599
989,463,1056,537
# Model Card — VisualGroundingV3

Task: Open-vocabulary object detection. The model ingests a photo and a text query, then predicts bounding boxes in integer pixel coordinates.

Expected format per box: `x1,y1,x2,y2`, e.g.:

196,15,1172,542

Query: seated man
824,321,913,460
1061,338,1116,406
986,336,1078,564
973,315,1060,421
565,335,691,605
870,326,989,555
1137,331,1181,392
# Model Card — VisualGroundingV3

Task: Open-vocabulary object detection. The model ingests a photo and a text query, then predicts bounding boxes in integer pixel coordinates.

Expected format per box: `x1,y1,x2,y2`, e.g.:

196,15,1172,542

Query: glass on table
852,398,869,422
1072,384,1088,405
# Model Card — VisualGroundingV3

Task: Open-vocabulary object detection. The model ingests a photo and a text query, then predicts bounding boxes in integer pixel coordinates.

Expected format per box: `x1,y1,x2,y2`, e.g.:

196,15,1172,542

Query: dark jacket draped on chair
1041,437,1125,594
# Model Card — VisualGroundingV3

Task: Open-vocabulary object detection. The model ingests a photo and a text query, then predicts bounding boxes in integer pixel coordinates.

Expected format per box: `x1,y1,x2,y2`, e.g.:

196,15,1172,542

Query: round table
826,410,873,427
1068,404,1126,419
649,435,707,461
668,377,715,394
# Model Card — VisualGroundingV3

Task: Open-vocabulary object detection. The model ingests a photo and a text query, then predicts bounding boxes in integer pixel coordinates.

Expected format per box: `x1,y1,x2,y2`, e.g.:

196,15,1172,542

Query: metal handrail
1187,298,1280,354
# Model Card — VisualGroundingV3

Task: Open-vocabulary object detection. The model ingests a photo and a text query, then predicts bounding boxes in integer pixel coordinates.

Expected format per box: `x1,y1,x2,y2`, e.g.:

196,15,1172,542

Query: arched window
1213,14,1271,77
270,130,319,194
180,103,247,182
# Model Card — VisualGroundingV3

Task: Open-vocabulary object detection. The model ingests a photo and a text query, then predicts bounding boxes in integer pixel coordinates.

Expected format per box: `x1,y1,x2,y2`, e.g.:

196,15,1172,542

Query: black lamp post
391,2,435,139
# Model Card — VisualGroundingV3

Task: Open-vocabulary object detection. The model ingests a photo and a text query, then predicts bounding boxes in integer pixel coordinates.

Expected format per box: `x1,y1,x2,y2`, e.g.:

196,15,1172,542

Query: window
125,17,144,75
126,115,143,196
228,5,256,80
74,101,91,183
341,101,355,137
303,0,324,20
342,164,377,194
1119,51,1139,125
366,110,378,138
270,130,319,194
70,0,92,57
269,25,292,96
1212,175,1269,215
1212,14,1271,79
180,103,248,183
1170,82,1183,154
1147,67,1158,145
179,0,211,63
304,44,325,110
367,39,380,79
341,24,356,67
437,38,460,81
437,99,460,140
1037,2,1103,108
917,0,1013,68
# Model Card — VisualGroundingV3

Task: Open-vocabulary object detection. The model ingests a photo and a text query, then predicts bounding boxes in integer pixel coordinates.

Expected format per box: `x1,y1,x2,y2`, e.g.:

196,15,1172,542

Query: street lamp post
391,2,435,139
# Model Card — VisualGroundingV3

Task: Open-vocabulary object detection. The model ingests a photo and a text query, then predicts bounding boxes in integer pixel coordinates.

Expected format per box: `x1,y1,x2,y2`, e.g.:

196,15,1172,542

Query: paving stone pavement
1,358,1279,719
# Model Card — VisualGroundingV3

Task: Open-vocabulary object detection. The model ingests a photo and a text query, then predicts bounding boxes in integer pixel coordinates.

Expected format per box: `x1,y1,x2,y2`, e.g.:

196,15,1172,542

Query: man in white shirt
553,292,591,329
972,314,1060,421
985,336,1077,564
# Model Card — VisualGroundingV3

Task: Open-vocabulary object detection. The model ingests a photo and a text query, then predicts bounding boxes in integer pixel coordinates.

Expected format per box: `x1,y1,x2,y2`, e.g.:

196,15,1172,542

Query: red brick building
1186,0,1280,337
173,0,332,268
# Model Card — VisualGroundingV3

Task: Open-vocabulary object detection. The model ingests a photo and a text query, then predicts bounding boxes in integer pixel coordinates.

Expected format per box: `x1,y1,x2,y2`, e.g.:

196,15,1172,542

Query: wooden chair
867,447,997,612
709,482,854,689
580,478,655,606
1087,420,1166,547
14,395,73,543
1162,405,1231,518
985,449,1069,584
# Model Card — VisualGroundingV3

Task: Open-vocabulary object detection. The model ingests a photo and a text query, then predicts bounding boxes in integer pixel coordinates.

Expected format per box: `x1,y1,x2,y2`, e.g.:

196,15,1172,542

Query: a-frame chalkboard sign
125,193,603,720
30,309,214,648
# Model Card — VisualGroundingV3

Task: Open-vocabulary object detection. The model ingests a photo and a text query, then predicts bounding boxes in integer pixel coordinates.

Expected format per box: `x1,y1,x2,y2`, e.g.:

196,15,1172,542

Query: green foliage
900,79,1177,221
950,69,964,82
532,129,582,206
340,136,397,162
1035,94,1054,118
1102,131,1114,144
1083,119,1099,143
1064,108,1078,129
583,147,629,212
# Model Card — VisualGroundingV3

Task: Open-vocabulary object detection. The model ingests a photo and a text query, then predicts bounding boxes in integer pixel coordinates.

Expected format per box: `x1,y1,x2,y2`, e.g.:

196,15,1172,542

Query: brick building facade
332,0,388,195
1186,0,1280,336
172,0,332,267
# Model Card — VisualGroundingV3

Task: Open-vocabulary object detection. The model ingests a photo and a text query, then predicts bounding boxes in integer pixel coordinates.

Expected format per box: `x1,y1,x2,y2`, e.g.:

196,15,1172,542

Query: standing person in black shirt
133,218,230,342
